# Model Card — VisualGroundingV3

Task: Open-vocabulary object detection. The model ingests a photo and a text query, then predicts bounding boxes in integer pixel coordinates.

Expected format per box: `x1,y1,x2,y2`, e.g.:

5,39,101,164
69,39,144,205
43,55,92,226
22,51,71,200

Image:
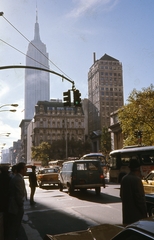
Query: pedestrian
120,158,147,225
9,164,17,178
29,165,38,205
7,162,27,240
0,164,11,240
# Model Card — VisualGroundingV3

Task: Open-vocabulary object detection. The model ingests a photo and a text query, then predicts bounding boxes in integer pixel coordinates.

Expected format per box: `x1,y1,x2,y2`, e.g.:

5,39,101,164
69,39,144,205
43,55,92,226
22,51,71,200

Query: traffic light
134,131,138,138
63,90,71,107
73,89,82,107
138,131,142,138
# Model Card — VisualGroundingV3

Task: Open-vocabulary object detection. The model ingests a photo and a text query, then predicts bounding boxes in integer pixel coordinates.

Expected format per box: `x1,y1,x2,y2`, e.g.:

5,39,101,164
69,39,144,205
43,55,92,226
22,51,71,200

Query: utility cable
2,14,73,81
0,39,50,69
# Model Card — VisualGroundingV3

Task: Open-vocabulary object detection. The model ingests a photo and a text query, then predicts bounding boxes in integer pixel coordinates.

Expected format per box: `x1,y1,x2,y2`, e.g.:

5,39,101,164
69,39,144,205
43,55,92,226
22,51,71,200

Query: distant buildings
27,100,85,163
88,53,124,151
24,13,50,119
15,14,124,164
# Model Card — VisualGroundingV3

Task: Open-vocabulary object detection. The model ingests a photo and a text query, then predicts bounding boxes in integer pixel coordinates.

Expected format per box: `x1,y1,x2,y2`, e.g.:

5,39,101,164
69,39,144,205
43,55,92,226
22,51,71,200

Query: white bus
109,146,154,183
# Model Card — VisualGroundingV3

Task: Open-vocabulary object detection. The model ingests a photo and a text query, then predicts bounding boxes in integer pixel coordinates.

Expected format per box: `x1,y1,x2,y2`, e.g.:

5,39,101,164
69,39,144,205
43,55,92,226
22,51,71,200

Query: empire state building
24,13,50,119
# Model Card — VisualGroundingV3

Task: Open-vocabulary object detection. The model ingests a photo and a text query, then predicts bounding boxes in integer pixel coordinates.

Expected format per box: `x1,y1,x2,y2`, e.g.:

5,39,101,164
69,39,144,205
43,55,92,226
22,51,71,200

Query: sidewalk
18,179,43,240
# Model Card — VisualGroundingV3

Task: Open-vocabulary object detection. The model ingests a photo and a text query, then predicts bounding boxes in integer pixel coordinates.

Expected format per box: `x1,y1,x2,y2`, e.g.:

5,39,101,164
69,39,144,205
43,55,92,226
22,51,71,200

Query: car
145,194,154,217
59,159,105,195
44,217,154,240
142,170,154,194
37,168,59,188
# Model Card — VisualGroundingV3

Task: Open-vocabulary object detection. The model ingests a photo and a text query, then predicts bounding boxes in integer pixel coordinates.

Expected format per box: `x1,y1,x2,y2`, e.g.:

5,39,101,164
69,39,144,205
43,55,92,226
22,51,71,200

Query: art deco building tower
24,12,50,119
88,53,124,150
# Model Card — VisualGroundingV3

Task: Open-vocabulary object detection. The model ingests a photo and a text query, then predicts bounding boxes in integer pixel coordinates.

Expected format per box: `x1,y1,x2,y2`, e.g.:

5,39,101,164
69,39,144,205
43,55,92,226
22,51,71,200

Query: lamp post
0,104,18,113
0,133,11,137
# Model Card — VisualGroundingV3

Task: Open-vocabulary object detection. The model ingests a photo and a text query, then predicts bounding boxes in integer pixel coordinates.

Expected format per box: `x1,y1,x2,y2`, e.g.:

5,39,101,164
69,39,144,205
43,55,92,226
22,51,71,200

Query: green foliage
31,140,92,164
31,142,52,166
101,127,111,155
118,84,154,146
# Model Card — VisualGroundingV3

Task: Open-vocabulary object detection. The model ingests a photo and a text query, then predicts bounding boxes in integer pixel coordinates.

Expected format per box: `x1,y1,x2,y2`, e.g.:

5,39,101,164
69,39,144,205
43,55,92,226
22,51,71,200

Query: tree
31,140,92,165
118,84,154,146
31,142,52,166
101,127,111,157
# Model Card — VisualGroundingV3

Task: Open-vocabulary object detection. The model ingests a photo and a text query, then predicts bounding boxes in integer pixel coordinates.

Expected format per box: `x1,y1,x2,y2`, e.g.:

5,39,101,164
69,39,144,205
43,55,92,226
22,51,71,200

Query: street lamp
0,103,18,112
0,133,11,137
0,109,17,112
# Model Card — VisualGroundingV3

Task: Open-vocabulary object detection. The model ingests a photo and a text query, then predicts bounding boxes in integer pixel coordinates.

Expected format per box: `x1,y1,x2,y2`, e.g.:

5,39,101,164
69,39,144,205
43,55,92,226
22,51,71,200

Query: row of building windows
100,61,120,65
101,87,122,91
100,66,121,70
101,72,121,76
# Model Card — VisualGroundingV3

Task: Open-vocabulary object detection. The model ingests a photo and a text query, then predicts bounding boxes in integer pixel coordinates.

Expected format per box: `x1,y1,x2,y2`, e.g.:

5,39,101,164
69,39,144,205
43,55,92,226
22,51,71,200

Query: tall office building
88,53,124,150
25,13,50,119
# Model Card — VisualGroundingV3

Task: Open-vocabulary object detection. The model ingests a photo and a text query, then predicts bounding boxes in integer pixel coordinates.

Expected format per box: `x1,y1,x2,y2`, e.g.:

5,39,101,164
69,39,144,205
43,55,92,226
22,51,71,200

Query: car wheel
59,183,63,191
95,187,100,195
67,184,74,195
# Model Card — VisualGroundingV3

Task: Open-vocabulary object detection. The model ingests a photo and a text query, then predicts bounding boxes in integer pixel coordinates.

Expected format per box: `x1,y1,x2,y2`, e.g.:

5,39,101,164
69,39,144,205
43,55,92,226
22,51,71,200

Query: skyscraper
24,12,50,119
88,53,124,150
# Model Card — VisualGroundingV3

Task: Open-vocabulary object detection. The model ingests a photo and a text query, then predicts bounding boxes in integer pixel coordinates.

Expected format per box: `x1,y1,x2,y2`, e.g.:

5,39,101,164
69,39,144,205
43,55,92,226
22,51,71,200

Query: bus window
141,153,154,164
121,155,130,166
109,156,117,169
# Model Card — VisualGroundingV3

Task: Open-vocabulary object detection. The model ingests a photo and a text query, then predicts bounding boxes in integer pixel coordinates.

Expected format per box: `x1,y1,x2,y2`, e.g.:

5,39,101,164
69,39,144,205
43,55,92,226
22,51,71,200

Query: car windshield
146,172,154,181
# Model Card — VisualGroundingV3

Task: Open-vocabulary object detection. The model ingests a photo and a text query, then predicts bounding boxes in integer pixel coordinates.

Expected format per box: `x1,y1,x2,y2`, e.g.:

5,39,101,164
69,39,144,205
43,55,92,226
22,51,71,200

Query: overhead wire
2,14,73,81
0,39,50,69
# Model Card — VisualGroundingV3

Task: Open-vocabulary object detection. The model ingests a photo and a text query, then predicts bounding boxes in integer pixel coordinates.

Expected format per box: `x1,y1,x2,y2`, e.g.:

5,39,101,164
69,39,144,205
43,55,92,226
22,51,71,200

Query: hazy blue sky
0,0,154,149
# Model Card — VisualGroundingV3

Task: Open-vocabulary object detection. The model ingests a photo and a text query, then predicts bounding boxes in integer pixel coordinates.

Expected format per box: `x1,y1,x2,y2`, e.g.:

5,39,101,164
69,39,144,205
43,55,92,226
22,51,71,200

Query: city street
19,179,122,240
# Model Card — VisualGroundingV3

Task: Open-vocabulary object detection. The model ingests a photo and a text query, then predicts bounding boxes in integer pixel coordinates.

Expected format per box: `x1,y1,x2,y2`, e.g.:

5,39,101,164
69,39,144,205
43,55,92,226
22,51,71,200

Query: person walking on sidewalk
7,162,27,240
29,166,38,205
120,158,147,225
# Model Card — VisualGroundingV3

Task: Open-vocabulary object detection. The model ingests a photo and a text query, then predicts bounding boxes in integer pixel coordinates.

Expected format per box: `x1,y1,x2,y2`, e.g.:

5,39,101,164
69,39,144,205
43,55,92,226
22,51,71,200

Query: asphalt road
18,179,122,240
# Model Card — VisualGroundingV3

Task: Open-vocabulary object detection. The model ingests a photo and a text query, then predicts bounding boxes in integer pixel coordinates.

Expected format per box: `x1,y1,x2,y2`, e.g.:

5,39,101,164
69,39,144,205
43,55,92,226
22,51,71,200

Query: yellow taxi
142,170,154,194
37,168,59,188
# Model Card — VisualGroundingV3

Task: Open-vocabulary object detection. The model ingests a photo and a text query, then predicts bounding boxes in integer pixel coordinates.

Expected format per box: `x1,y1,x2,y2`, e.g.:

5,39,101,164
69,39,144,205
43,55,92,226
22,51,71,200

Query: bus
109,145,154,183
81,153,107,176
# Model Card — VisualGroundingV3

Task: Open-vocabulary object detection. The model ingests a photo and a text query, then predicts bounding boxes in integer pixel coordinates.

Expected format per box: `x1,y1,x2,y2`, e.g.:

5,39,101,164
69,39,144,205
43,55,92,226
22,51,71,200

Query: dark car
145,194,154,217
59,159,105,195
112,217,154,240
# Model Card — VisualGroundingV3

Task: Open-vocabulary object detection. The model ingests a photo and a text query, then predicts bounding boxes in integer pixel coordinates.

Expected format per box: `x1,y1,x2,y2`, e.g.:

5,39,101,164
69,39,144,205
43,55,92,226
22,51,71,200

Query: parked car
59,159,105,195
145,194,154,217
44,217,154,240
142,170,154,194
37,168,59,188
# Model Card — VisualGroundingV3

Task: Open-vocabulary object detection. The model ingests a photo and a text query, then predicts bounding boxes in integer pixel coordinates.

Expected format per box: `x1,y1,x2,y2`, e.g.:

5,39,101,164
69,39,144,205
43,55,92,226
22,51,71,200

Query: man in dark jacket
7,162,27,240
120,158,147,225
29,166,38,205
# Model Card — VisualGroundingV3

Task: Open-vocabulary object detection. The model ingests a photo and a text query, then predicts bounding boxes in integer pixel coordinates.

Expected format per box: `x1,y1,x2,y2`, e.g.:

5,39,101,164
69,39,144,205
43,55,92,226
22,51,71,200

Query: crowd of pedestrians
0,162,37,240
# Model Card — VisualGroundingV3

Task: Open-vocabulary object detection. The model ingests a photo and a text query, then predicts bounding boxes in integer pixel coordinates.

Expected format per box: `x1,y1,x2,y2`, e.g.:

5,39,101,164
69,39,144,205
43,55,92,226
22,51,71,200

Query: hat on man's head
129,158,140,169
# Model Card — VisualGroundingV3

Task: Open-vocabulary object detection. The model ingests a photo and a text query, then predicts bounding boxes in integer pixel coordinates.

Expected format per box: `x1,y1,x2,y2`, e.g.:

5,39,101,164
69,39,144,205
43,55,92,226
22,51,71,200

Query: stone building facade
27,100,85,162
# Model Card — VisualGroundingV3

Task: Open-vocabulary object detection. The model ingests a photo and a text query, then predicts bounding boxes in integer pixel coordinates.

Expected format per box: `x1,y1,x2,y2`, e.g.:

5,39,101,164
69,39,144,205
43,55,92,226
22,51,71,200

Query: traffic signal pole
0,65,76,90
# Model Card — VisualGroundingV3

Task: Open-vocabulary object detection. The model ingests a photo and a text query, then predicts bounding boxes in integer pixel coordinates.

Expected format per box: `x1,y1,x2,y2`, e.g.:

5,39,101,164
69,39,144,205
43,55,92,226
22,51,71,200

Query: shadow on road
71,190,121,204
